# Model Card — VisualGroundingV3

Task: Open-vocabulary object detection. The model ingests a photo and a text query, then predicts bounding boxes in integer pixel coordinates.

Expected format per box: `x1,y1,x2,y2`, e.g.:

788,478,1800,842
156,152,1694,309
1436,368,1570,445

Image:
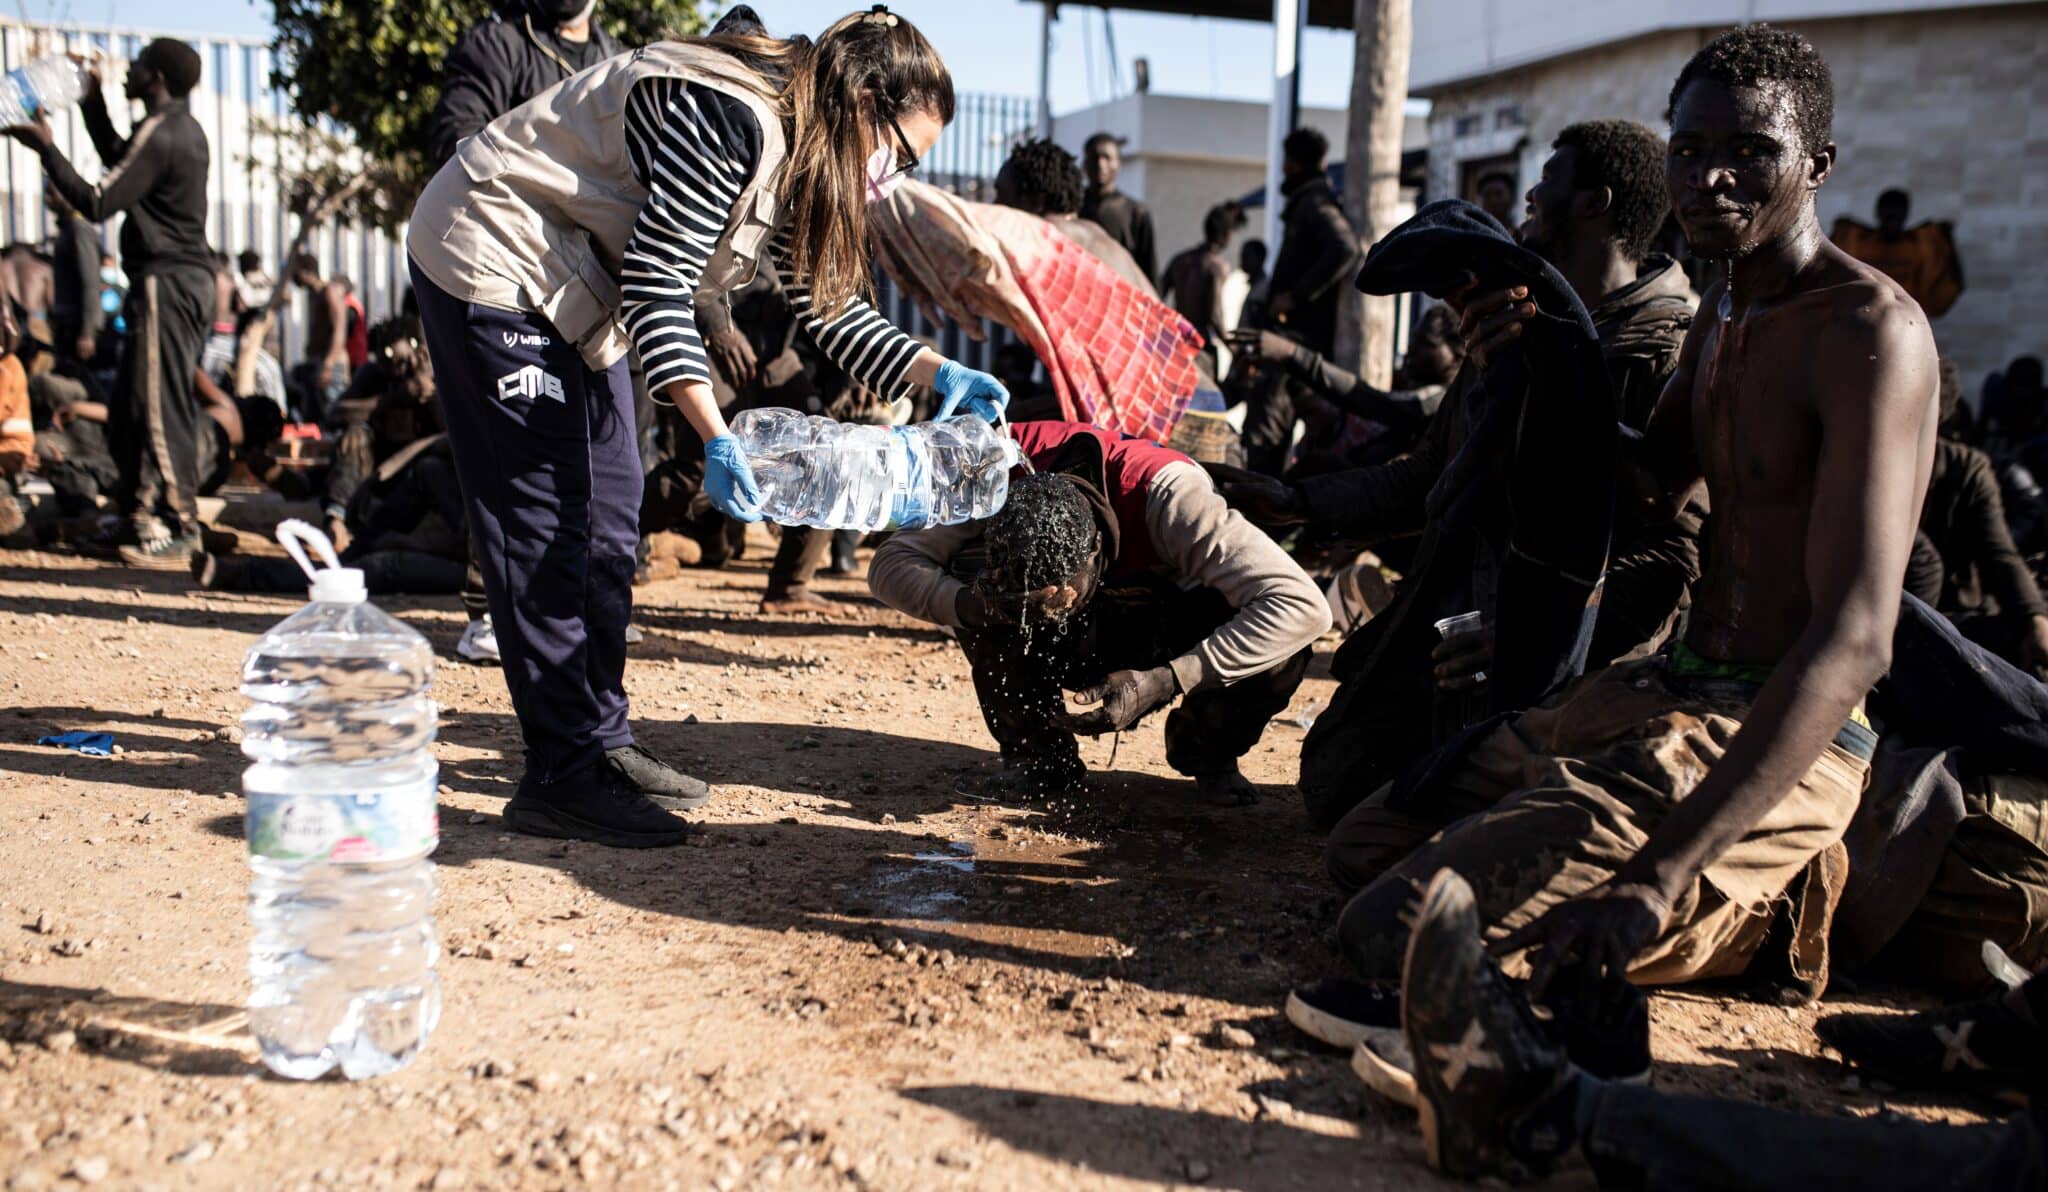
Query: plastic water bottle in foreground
240,521,441,1080
732,408,1020,531
0,56,89,128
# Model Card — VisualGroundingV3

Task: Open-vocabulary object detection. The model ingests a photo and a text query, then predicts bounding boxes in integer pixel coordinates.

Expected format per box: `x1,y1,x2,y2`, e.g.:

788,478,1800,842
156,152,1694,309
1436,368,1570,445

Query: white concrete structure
1412,0,2048,392
1050,93,1422,265
0,20,412,373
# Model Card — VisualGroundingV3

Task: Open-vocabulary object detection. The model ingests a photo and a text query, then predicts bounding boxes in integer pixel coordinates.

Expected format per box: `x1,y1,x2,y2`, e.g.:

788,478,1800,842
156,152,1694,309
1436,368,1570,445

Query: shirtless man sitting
1284,24,1941,1110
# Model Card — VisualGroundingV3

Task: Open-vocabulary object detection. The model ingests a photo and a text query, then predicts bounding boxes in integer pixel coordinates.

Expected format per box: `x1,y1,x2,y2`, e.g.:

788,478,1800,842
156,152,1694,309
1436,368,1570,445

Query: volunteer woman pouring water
407,5,1009,848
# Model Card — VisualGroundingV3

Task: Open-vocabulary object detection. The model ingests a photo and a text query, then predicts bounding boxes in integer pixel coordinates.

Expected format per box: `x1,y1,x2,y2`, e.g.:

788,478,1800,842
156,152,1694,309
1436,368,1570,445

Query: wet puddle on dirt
829,812,1238,960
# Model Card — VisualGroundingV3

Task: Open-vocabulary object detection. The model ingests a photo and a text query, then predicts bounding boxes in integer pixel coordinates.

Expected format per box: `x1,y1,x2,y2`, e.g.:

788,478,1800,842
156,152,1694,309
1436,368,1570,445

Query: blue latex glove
933,359,1010,424
703,434,765,523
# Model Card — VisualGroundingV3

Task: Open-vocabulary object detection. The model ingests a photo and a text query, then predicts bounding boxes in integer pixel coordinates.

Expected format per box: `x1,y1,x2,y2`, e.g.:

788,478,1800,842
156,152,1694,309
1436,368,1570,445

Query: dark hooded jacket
1263,172,1359,354
427,2,627,170
1299,202,1680,827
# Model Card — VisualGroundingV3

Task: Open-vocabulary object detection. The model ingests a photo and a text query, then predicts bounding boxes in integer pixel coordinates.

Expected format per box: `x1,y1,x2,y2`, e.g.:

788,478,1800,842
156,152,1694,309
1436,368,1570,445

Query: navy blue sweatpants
411,264,640,782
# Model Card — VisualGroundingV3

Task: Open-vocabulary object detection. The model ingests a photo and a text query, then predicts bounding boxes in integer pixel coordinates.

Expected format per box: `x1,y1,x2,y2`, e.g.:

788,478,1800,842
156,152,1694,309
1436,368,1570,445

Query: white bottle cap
308,567,368,604
275,518,368,603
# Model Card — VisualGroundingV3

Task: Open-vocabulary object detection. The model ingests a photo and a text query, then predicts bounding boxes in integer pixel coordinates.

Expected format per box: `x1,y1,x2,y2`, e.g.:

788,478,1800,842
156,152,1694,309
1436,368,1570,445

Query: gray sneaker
606,743,712,812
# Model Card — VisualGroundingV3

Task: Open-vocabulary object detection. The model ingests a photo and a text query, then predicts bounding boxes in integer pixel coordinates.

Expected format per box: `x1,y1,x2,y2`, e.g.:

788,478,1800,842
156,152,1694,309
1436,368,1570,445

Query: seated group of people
862,25,2046,1188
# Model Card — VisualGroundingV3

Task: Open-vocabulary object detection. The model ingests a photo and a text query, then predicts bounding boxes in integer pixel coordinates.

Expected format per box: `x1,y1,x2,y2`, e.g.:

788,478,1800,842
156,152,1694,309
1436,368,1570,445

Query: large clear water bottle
240,521,441,1080
732,409,1020,531
0,56,89,128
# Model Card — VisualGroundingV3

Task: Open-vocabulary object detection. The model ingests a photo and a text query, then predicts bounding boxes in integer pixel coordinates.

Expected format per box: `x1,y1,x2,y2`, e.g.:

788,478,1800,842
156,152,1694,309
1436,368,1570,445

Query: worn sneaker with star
1403,869,1576,1183
1817,988,2046,1098
455,615,501,665
1314,962,1649,1112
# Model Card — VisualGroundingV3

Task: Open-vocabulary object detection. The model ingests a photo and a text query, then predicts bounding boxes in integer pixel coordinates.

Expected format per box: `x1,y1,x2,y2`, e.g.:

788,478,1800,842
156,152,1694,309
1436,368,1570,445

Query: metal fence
0,19,407,377
871,91,1040,371
0,19,1037,376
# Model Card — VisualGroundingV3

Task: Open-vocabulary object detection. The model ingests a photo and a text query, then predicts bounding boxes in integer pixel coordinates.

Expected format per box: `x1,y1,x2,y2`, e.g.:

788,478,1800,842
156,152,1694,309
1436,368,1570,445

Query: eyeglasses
881,107,919,177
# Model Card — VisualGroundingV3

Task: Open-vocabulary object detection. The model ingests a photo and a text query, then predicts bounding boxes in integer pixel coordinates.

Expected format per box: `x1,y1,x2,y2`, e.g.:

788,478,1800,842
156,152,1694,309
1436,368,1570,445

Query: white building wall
1050,94,1414,271
0,20,409,372
1420,5,2048,393
1413,0,2041,91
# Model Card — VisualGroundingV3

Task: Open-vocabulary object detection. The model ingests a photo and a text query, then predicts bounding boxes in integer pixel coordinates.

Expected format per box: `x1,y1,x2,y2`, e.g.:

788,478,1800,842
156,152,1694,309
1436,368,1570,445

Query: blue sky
33,0,1363,112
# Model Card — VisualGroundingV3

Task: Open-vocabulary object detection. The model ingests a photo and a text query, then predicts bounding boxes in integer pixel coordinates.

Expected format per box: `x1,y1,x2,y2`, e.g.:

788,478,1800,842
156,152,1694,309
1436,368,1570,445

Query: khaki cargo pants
1880,772,2048,990
1329,655,1873,987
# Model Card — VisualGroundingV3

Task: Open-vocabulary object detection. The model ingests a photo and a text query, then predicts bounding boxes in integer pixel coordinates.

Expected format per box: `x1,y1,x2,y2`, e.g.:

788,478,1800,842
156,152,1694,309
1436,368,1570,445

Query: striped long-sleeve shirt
619,77,925,398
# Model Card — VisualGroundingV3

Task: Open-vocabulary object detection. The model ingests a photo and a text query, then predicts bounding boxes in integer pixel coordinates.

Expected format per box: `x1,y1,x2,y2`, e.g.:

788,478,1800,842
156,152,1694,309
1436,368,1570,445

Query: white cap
309,567,368,604
275,518,368,604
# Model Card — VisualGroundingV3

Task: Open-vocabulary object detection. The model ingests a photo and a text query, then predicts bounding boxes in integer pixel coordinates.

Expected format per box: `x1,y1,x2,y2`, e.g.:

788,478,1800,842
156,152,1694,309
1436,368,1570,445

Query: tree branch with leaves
266,0,706,231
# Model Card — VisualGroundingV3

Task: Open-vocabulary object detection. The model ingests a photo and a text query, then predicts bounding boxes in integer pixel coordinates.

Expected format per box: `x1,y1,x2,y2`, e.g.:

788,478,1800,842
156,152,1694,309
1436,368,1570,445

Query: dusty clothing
1580,1079,2047,1192
1329,653,1873,989
870,423,1331,694
1078,190,1158,286
1877,771,2048,989
873,422,1326,782
1833,218,1964,317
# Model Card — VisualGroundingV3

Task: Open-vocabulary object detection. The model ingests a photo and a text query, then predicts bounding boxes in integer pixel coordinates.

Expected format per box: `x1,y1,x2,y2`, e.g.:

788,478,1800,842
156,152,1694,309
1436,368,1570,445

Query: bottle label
245,780,440,863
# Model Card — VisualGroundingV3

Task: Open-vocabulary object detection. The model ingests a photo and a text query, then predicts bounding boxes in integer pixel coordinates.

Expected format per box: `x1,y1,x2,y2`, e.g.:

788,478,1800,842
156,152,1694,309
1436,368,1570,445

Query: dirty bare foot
1193,766,1259,807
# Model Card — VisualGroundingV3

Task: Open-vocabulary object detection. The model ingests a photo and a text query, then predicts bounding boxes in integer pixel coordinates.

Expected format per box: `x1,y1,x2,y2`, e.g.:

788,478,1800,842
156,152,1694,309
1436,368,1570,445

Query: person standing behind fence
405,7,1011,847
5,40,214,570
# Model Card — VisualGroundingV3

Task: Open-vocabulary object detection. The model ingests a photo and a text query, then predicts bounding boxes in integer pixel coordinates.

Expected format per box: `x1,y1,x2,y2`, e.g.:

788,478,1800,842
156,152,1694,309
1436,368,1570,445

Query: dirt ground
0,535,2000,1190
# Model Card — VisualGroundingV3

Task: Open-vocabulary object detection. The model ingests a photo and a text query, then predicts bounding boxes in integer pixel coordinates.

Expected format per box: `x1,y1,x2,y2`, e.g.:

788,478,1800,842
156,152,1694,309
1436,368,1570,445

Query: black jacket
1080,190,1159,288
427,6,625,170
40,94,211,278
1918,438,2048,621
1263,173,1359,354
1295,201,1620,824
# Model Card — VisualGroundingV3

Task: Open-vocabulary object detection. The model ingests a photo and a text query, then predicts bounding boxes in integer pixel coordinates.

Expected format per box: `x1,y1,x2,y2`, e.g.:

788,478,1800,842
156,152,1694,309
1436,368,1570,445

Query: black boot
505,755,696,848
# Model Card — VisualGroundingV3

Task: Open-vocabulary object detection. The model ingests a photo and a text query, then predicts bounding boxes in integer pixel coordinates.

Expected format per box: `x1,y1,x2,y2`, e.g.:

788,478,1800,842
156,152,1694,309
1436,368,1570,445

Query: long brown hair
696,11,955,318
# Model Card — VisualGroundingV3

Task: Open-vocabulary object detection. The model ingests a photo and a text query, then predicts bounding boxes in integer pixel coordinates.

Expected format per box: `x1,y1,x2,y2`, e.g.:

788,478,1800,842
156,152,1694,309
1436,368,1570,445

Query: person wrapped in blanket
869,421,1330,805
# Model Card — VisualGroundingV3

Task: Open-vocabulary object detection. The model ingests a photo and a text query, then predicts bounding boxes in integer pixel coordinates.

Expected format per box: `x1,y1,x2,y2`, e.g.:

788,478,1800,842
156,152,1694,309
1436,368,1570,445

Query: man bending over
871,421,1330,804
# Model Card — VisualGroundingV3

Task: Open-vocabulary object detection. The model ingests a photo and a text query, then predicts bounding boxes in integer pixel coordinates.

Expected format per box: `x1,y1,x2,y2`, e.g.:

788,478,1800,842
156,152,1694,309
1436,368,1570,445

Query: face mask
864,141,903,205
100,266,120,286
530,0,595,24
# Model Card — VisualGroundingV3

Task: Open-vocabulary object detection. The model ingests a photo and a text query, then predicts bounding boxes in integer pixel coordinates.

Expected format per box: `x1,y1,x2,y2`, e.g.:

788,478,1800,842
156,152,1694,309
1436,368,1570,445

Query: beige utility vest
407,42,789,372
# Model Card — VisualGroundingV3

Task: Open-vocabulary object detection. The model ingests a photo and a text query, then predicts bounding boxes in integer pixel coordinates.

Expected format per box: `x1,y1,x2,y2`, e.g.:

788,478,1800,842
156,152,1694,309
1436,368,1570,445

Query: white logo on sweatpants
501,332,551,348
497,366,566,403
